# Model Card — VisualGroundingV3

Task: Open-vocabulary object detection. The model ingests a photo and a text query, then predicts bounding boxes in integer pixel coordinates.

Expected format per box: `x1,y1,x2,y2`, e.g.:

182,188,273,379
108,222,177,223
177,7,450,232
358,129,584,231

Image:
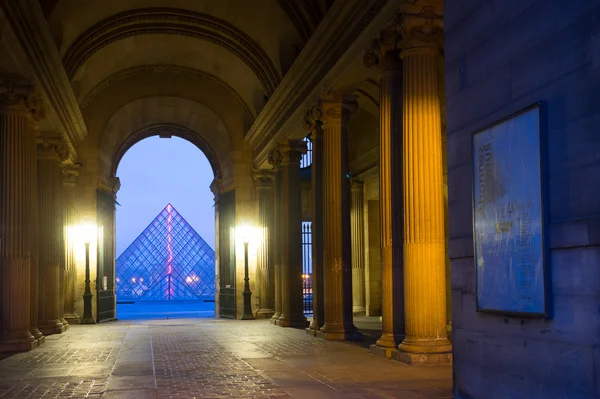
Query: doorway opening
115,136,216,320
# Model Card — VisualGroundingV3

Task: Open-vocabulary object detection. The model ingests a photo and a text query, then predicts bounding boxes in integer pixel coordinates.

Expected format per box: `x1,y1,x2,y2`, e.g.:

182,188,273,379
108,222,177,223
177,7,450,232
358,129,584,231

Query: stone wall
445,1,600,398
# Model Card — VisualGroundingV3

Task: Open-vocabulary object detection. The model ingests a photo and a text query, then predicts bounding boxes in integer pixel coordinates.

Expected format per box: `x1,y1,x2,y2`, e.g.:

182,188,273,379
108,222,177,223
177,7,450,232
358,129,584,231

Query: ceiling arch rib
62,8,281,96
80,64,254,123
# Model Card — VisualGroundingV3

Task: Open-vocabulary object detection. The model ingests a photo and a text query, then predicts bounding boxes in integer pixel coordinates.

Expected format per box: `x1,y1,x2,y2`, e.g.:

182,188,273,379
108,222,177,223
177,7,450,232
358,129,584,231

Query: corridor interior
0,319,451,398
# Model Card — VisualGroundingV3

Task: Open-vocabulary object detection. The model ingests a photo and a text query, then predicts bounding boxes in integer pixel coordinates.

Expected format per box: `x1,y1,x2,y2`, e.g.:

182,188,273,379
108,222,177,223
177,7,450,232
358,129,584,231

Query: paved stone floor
0,319,452,398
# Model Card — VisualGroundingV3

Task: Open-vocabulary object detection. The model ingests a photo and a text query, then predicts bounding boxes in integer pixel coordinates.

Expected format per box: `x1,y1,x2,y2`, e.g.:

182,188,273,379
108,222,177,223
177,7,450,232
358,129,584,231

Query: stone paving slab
0,318,451,398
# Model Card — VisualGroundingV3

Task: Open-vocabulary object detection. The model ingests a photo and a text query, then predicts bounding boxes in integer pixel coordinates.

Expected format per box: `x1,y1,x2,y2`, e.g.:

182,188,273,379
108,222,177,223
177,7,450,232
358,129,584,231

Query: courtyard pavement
0,318,452,398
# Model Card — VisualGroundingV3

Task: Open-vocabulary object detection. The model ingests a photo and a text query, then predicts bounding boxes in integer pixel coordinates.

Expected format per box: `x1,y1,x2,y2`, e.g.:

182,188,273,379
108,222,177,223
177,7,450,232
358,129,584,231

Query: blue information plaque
472,103,548,317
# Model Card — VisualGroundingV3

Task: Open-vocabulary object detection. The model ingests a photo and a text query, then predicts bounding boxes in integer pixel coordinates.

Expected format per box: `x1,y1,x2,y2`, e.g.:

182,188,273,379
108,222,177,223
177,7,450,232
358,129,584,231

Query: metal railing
300,136,312,169
302,222,313,314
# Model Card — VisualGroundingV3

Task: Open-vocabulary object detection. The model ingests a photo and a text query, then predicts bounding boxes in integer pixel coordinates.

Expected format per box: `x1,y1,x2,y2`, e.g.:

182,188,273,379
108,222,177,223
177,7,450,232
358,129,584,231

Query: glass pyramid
116,204,216,301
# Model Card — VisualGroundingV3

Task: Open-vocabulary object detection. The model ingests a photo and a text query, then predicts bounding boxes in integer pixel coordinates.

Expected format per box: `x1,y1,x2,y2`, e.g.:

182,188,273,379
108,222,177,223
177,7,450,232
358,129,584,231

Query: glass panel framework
116,204,216,301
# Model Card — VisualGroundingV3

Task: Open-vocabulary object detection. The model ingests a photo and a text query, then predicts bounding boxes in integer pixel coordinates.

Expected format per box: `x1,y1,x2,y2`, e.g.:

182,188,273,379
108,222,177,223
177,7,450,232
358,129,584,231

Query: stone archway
112,123,223,180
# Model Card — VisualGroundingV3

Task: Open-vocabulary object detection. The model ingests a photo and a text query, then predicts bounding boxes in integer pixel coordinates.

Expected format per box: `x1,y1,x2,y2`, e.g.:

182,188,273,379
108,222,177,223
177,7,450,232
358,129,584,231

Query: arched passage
114,135,217,320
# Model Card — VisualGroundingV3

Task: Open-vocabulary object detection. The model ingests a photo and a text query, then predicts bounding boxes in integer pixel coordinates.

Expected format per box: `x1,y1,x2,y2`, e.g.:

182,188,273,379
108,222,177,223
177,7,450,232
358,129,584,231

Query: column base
60,318,69,331
393,350,452,366
369,344,397,359
375,333,404,349
35,336,46,346
0,333,37,353
270,312,281,324
276,318,309,328
64,313,80,324
317,325,362,341
39,320,66,336
256,309,275,319
31,327,44,341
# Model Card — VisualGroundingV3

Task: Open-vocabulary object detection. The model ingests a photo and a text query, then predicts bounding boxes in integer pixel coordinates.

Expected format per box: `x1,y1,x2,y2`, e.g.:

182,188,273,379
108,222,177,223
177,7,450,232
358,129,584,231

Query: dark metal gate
302,222,313,315
96,189,116,322
218,190,236,318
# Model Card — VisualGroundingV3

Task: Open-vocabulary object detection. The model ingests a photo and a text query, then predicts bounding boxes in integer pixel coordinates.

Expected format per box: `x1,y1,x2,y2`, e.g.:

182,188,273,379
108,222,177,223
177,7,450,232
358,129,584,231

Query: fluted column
0,85,37,352
304,107,325,333
27,117,44,345
350,181,366,315
318,95,359,340
364,27,406,355
277,140,307,328
268,150,282,323
253,170,275,319
396,4,452,365
37,138,66,335
63,165,80,323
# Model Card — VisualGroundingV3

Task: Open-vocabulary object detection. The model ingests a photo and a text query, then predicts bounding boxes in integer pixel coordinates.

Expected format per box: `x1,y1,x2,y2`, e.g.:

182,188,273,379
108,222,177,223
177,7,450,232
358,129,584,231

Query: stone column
63,164,80,323
27,117,44,345
318,95,359,340
277,140,307,328
304,107,325,333
396,4,452,365
253,170,275,319
350,181,366,315
268,149,282,323
364,27,406,355
37,137,66,335
0,84,37,352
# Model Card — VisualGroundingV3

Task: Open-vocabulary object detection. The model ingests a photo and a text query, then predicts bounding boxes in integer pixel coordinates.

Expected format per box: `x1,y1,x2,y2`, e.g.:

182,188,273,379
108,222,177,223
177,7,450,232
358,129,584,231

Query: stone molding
252,169,275,188
0,0,86,154
62,163,81,186
278,140,307,165
98,176,121,196
246,0,405,166
210,178,223,198
79,64,254,121
37,134,69,162
267,147,283,169
302,102,323,132
321,94,358,126
62,8,281,96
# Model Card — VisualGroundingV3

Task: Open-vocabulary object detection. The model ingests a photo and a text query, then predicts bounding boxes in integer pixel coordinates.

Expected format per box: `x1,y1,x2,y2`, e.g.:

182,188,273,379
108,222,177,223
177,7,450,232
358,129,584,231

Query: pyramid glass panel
116,204,216,301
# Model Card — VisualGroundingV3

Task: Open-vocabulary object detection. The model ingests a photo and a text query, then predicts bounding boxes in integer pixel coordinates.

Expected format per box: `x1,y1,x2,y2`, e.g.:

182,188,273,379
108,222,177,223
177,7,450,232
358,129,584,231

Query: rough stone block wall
445,1,600,398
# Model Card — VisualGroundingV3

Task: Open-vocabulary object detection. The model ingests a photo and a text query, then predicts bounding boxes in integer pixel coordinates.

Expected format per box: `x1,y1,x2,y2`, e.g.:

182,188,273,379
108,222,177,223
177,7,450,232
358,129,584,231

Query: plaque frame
471,102,550,318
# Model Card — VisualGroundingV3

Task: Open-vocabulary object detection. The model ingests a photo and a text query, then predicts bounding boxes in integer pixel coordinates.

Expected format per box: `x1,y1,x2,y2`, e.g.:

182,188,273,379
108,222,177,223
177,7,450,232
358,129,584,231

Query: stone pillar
63,164,80,323
395,4,452,365
28,117,44,345
253,170,275,319
364,27,406,355
350,181,366,315
304,107,325,333
277,140,307,328
268,149,282,323
318,95,359,340
0,84,37,352
37,137,66,335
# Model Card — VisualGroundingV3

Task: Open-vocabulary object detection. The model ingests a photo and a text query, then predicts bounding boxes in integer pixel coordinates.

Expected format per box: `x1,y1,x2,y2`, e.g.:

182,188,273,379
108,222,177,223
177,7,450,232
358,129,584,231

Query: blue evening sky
115,136,215,256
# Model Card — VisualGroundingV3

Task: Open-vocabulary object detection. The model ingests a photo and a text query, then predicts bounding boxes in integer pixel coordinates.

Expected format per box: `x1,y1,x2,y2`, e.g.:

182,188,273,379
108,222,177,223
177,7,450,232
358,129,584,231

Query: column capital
278,140,307,165
398,4,444,57
210,178,223,197
62,163,81,186
363,24,403,72
252,169,274,188
321,95,358,126
99,175,121,196
37,135,68,162
302,103,324,136
267,147,282,169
